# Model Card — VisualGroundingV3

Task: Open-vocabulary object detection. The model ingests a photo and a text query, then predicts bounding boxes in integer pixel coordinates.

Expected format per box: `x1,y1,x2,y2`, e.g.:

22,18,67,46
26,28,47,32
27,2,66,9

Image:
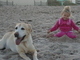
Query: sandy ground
0,5,80,60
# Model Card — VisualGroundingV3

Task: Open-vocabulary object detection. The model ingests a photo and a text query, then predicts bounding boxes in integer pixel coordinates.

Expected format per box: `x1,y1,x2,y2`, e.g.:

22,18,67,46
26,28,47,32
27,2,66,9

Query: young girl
47,6,80,39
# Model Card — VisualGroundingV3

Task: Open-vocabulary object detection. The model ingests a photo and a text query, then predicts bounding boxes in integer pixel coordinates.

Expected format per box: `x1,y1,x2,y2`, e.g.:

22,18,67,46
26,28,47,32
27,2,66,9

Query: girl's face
62,12,70,20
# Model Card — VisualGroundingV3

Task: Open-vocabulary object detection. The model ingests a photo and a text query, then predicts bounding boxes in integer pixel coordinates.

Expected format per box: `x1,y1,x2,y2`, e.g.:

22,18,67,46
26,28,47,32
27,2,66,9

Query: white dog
0,22,38,60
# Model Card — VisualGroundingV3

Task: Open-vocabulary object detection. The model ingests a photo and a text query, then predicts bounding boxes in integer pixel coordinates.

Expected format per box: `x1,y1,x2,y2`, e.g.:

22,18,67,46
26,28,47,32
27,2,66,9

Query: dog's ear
28,24,32,32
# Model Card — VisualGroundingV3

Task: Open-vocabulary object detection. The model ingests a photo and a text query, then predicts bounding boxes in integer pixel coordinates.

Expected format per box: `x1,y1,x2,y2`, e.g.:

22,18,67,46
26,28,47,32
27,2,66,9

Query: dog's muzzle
14,32,26,45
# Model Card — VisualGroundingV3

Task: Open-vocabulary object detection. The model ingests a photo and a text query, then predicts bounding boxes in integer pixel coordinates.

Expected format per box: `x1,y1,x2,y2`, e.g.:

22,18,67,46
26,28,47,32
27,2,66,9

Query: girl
47,6,80,39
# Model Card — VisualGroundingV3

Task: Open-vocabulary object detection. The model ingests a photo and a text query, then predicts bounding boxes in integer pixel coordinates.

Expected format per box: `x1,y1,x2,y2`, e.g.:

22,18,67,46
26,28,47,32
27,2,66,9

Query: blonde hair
61,6,72,17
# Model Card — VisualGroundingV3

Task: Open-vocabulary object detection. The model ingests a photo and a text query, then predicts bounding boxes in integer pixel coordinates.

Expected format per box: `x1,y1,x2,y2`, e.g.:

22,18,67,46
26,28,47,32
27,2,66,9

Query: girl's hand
47,30,51,34
46,30,50,38
46,33,54,38
78,29,80,33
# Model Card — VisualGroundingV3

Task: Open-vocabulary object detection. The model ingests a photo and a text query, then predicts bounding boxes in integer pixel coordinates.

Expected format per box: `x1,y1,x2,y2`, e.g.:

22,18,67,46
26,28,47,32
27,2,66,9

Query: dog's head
14,23,32,45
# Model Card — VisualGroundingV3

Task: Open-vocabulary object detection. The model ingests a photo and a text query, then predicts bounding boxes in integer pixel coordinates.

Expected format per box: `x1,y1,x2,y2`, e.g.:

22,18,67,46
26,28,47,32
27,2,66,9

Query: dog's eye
21,28,25,30
15,27,18,29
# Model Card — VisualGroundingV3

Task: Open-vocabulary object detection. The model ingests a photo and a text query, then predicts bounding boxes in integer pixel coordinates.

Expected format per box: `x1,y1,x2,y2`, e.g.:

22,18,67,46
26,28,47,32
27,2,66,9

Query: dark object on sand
76,21,80,25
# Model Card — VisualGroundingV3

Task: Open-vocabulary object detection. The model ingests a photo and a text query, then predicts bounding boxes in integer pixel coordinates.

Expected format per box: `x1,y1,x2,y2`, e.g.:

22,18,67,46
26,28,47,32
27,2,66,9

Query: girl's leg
66,31,77,38
54,31,65,37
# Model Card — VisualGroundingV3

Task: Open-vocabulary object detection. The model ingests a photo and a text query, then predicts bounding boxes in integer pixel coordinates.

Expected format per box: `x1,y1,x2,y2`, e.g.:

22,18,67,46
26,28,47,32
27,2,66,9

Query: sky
0,0,47,5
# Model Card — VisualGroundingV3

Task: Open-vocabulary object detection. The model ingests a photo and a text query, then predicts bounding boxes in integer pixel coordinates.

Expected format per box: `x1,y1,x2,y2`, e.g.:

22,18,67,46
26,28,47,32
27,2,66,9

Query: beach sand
0,5,80,60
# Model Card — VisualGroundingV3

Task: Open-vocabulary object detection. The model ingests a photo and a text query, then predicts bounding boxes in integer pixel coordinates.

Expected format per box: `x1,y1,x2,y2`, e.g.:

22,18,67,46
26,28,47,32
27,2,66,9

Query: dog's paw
36,59,38,60
33,58,38,60
26,58,31,60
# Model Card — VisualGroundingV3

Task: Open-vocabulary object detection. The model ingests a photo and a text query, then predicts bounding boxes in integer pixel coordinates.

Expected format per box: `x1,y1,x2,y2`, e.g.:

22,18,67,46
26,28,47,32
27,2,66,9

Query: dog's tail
76,21,80,25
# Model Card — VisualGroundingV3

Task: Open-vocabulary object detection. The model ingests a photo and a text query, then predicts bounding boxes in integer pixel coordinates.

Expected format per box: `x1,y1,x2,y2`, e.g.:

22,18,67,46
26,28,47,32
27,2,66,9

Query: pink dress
50,18,79,38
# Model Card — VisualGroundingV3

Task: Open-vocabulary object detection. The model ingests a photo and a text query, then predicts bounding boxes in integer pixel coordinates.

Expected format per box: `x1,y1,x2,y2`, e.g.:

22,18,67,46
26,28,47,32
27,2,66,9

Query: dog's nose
14,32,19,37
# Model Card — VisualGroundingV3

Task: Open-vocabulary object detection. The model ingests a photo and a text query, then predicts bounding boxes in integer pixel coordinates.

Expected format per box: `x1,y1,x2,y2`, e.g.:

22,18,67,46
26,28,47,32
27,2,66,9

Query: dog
0,22,38,60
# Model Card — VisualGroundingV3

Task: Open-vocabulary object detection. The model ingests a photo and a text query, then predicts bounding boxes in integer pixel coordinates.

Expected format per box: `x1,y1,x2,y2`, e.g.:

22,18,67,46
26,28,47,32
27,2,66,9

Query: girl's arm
71,20,79,31
49,20,59,32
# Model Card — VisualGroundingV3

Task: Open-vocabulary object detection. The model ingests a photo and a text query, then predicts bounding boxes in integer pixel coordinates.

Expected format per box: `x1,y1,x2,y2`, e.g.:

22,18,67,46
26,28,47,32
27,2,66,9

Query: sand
0,5,80,60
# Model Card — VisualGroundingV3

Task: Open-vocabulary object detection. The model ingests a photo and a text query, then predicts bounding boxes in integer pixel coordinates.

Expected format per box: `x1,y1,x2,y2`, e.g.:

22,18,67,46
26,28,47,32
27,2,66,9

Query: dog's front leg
33,50,38,60
16,46,31,60
19,52,31,60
